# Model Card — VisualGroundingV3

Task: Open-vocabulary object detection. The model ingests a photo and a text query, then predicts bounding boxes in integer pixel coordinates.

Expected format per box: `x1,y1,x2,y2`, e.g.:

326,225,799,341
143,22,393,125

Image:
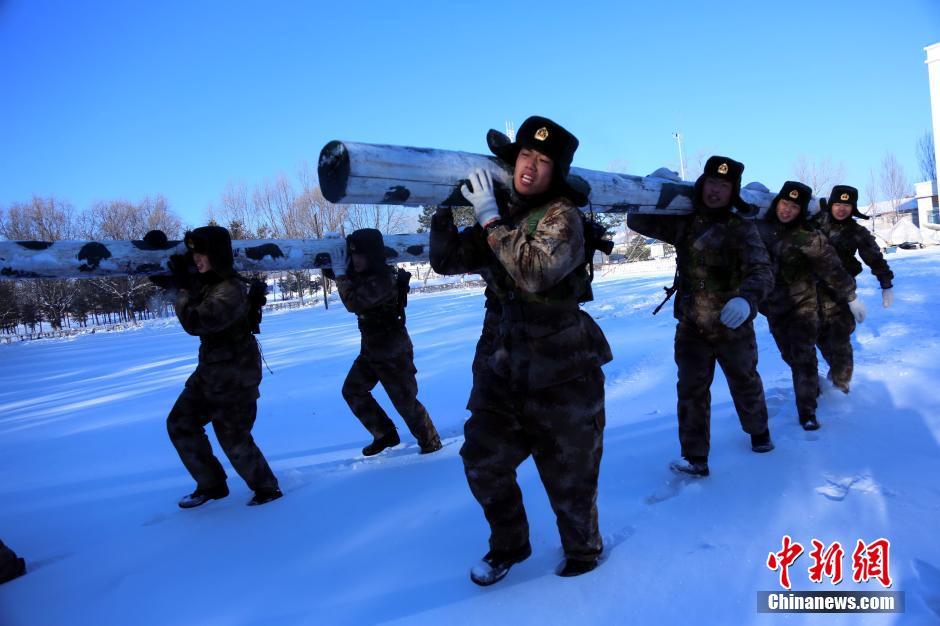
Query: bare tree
792,156,846,196
344,204,408,234
917,130,936,183
210,181,264,237
1,196,78,240
28,279,78,330
879,152,910,227
864,168,879,219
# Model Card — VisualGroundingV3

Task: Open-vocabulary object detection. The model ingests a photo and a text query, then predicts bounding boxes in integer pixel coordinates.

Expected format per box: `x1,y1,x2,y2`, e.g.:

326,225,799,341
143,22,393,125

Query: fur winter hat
184,225,234,273
770,180,813,224
346,228,388,270
692,155,753,215
488,116,588,207
827,185,869,220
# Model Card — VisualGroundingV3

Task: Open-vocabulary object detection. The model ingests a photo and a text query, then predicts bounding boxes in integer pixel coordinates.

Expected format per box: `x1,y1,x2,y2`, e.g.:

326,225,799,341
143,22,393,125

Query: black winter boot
750,430,775,453
669,457,709,477
470,542,532,586
362,430,400,456
178,483,229,509
248,487,283,506
419,439,443,455
556,557,600,577
800,416,820,431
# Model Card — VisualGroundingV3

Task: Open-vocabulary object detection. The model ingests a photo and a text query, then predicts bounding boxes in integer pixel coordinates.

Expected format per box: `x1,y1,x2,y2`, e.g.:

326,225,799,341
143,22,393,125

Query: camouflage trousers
167,385,279,492
766,304,820,421
0,540,25,584
675,321,769,460
342,351,441,449
817,290,856,389
461,367,605,562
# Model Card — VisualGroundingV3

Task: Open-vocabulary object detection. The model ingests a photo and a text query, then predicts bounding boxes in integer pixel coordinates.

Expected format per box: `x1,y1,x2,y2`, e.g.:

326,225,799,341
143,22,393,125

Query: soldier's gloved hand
848,297,866,323
719,297,750,329
330,241,348,277
882,288,893,308
461,168,500,228
168,254,194,290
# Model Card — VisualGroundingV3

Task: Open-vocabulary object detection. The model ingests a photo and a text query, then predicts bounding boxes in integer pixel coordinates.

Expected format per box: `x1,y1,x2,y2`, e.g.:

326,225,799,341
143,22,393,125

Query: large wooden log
0,234,431,280
318,139,824,217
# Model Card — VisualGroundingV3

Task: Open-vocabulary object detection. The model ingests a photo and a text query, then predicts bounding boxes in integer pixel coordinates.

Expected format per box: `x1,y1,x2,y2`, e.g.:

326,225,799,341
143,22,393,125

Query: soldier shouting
430,116,612,584
628,156,775,478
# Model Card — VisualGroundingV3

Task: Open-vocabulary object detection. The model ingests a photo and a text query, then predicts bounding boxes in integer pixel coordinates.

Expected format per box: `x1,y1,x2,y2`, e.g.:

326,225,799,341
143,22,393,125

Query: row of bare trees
0,160,423,336
0,195,186,335
207,161,411,239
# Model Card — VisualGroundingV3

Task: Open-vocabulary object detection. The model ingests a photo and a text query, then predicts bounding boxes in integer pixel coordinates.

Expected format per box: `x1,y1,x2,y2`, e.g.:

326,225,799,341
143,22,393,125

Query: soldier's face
775,199,802,224
192,252,212,273
514,148,554,196
352,253,368,273
831,202,853,221
702,177,733,209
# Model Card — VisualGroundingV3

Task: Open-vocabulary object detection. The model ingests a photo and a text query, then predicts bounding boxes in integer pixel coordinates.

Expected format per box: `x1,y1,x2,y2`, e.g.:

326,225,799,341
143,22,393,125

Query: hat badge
789,189,800,199
717,162,729,175
534,127,549,141
840,192,850,201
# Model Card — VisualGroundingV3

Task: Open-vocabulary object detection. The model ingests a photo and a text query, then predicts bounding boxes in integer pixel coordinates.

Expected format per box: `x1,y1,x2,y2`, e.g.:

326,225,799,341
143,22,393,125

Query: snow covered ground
1,248,939,625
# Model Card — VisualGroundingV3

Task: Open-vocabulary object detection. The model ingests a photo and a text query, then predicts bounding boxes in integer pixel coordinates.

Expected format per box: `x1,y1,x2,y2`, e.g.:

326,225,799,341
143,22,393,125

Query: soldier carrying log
812,185,894,394
151,225,282,508
756,181,859,431
628,156,775,478
327,228,442,456
430,116,612,585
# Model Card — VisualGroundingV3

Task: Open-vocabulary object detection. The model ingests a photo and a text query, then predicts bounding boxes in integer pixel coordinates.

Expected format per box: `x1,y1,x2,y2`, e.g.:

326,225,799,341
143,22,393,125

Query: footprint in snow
645,469,703,505
913,559,940,620
815,474,889,501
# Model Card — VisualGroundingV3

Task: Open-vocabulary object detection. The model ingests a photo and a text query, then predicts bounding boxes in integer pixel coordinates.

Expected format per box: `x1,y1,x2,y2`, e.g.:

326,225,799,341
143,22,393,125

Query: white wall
927,42,940,186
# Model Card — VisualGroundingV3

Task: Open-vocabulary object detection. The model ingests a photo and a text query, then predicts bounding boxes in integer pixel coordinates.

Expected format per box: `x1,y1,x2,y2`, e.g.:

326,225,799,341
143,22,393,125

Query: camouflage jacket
628,211,773,333
430,196,612,391
175,274,261,399
815,215,894,289
756,221,856,317
335,267,412,361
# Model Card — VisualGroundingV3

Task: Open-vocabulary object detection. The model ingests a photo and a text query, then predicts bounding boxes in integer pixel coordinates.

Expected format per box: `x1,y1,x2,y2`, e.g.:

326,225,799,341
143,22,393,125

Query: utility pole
672,132,686,181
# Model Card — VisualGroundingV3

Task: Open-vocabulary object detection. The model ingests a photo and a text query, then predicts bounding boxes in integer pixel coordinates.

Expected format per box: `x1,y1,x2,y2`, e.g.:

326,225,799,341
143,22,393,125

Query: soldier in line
756,181,859,431
154,226,282,508
813,185,894,393
430,116,612,585
628,156,775,478
328,228,442,456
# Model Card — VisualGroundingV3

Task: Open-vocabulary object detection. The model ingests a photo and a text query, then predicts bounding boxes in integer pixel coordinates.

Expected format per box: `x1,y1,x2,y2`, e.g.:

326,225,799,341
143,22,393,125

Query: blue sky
1,0,938,227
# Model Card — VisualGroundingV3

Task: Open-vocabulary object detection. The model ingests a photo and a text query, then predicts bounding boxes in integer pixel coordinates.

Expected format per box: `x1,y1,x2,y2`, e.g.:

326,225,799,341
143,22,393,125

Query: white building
926,42,940,186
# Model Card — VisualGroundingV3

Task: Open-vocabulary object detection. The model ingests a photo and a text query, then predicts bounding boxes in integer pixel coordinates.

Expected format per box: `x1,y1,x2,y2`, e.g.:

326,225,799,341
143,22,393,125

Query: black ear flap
487,129,511,154
819,197,829,214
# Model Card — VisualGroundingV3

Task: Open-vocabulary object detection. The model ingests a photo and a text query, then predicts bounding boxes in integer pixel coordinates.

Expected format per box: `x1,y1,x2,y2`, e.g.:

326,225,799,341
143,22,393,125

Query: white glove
848,297,866,323
719,297,750,329
460,168,500,228
882,288,893,308
330,241,348,277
